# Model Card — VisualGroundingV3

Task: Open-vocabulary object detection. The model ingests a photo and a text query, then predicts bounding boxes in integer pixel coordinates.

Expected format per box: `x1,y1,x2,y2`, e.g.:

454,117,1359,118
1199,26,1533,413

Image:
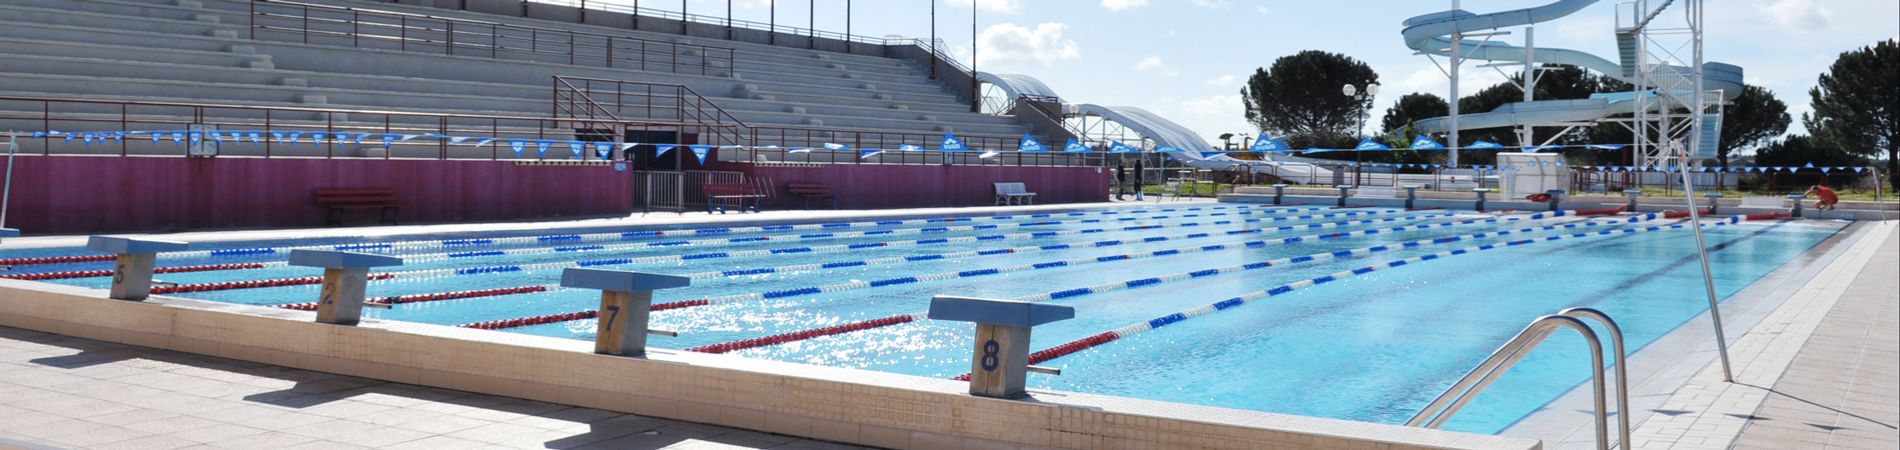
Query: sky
640,0,1895,149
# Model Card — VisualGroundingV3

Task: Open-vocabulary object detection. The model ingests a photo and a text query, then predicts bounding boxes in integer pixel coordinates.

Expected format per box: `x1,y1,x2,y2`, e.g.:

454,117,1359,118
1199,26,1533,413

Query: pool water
1,204,1846,433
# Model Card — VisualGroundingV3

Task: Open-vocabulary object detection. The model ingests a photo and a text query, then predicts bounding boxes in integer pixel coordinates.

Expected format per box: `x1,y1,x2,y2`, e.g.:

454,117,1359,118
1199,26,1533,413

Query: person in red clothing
1805,185,1840,211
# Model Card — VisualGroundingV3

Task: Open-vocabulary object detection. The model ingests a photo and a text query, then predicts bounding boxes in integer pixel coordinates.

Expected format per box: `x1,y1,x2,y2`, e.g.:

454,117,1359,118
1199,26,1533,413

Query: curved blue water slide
1401,0,1744,134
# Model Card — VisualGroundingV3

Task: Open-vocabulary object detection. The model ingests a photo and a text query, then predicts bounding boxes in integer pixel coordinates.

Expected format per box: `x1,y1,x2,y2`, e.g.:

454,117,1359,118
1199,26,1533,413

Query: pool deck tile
1627,220,1898,450
0,326,873,450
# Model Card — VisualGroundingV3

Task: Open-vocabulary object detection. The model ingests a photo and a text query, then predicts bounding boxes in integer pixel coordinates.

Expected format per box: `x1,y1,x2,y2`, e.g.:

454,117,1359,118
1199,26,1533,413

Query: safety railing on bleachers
247,0,737,78
551,76,1102,167
0,95,677,160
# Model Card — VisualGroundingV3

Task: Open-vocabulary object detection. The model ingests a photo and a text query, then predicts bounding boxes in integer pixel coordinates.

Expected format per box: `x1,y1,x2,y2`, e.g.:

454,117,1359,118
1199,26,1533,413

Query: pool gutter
0,276,1539,449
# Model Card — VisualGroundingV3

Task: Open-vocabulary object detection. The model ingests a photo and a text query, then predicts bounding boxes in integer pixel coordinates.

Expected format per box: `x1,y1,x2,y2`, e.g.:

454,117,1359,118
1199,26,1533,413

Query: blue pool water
1,204,1846,433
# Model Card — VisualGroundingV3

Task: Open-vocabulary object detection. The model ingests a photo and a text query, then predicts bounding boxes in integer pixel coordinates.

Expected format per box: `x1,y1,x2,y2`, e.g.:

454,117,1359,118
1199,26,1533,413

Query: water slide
977,72,1335,182
1400,0,1744,141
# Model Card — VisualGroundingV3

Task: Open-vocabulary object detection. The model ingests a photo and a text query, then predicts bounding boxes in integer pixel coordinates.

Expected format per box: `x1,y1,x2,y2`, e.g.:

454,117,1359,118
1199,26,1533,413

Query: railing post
1546,189,1564,212
1625,188,1642,211
85,236,190,301
927,296,1074,399
1404,185,1420,209
287,250,404,326
1788,193,1806,218
560,268,691,356
1336,185,1353,207
1473,188,1489,212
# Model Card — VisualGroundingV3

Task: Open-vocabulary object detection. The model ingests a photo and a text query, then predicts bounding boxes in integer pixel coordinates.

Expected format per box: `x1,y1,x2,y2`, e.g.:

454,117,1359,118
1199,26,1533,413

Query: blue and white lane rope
990,215,1752,372
215,208,1419,284
464,211,1599,329
155,203,1305,260
273,213,1455,310
686,212,1673,354
382,206,1347,263
99,206,1357,279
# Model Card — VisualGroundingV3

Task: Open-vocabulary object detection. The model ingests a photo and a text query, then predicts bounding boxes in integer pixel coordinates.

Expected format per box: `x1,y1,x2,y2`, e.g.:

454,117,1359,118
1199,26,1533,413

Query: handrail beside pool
1407,308,1630,450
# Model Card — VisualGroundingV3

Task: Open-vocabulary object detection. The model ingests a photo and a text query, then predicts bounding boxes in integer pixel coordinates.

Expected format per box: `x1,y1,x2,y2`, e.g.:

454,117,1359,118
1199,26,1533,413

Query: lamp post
1218,133,1237,151
1342,82,1379,186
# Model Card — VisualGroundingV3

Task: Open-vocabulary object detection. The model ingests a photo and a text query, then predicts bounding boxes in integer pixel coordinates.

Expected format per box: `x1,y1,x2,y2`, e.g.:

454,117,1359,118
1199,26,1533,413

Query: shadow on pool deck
0,326,872,449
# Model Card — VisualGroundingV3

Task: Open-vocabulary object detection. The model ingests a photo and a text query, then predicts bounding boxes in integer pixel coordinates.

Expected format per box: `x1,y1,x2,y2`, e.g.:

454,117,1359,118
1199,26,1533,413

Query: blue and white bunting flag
823,142,849,151
655,144,676,158
1354,138,1389,151
1108,140,1139,153
566,140,584,158
1019,134,1046,153
1064,138,1089,153
690,145,712,165
939,131,966,152
979,150,1000,159
593,141,613,159
509,139,526,158
1409,135,1445,150
898,144,924,152
1468,140,1504,149
859,149,885,159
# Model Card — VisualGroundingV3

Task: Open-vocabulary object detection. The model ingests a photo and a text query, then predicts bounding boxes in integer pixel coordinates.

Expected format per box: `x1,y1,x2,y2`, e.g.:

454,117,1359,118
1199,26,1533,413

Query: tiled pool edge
1502,220,1883,448
0,279,1540,449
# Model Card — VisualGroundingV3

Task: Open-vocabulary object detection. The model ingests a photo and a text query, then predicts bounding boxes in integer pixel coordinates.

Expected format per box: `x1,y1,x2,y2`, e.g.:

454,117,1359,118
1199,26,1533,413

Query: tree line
1237,40,1897,191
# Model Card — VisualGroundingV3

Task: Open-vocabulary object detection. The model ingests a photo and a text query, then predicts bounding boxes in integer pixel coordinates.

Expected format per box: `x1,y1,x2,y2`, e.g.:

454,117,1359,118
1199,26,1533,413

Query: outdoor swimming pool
0,203,1847,433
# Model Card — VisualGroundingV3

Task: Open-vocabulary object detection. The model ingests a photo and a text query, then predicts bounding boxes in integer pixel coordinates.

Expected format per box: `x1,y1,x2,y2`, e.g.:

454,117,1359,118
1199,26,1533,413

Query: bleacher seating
0,0,1033,158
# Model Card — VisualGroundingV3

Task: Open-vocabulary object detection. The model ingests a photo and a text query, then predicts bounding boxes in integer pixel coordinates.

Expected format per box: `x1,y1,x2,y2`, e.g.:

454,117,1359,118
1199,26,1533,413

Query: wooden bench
993,182,1037,206
786,183,835,210
704,183,765,214
314,188,398,226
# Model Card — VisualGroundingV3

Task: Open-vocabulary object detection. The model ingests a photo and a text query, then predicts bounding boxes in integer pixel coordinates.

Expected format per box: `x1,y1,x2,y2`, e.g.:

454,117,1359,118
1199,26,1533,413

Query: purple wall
4,156,633,234
746,164,1109,209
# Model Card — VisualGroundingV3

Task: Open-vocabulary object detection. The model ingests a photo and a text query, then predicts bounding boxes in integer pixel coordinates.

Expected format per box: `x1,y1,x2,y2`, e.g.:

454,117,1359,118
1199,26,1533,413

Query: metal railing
1408,308,1630,450
248,0,736,77
552,76,1100,167
0,95,682,160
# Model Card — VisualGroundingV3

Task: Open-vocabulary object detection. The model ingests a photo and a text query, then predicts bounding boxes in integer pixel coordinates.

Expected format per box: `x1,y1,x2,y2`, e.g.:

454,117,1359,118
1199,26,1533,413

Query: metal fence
249,0,736,77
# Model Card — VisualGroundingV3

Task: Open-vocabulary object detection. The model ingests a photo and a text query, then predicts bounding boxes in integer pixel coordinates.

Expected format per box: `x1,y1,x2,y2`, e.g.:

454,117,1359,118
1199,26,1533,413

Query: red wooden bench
315,188,399,226
703,183,765,214
786,182,835,210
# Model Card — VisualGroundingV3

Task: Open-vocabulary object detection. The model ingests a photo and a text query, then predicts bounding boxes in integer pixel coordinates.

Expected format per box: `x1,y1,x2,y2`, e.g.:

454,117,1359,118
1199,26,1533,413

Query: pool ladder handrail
1406,308,1630,450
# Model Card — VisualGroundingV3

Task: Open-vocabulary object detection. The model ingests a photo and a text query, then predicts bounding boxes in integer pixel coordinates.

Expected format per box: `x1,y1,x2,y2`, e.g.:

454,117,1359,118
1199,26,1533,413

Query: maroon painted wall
4,156,632,234
745,164,1110,209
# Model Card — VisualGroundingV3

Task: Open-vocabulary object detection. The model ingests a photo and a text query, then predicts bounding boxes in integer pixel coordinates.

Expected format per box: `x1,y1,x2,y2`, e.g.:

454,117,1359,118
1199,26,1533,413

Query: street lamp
1342,82,1379,185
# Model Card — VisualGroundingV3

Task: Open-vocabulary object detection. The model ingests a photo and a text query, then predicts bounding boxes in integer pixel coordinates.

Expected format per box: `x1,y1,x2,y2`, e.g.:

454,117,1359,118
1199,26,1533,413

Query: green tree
1240,50,1379,145
1715,85,1791,169
1752,134,1867,168
1380,93,1449,134
1804,40,1898,191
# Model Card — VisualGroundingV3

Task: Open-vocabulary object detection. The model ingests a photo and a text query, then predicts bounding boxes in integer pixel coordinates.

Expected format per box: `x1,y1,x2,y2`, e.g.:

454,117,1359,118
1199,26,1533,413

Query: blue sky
667,0,1896,149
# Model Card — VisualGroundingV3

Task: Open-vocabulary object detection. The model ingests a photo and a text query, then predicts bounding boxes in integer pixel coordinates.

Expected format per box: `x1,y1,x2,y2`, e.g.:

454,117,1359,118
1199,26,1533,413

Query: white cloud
1761,0,1832,29
1190,0,1231,8
974,23,1080,67
1134,55,1178,77
1100,0,1149,12
946,0,1020,13
1153,94,1251,146
1255,5,1269,14
1204,74,1237,87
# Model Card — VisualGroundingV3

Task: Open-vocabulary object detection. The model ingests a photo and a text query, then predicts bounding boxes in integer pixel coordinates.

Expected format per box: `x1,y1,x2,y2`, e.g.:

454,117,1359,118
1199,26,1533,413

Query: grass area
1134,182,1236,198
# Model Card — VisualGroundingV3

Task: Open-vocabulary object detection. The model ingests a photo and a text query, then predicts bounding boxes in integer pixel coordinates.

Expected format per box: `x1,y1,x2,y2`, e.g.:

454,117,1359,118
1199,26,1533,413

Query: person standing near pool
1805,184,1839,211
1134,159,1146,201
1115,163,1128,201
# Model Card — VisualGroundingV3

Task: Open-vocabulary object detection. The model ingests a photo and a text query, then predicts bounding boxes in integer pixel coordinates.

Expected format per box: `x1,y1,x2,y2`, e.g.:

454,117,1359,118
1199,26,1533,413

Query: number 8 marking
979,339,1000,372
